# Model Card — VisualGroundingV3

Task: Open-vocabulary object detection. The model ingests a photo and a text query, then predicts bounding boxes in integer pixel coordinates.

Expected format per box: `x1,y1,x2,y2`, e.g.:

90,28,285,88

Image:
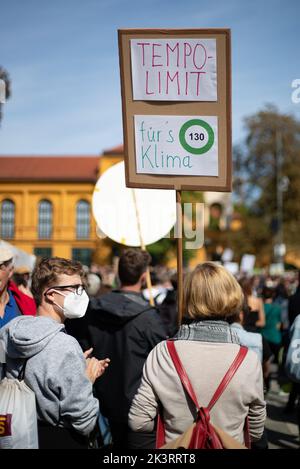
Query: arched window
76,200,90,239
0,199,15,239
38,200,52,239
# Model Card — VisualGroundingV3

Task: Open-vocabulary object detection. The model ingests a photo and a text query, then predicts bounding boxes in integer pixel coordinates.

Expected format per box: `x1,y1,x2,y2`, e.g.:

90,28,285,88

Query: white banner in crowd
224,262,239,276
222,248,234,263
240,254,256,274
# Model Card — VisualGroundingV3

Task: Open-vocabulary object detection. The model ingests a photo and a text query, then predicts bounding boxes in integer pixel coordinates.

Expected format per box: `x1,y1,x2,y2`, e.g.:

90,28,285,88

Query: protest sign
118,28,231,191
131,38,217,101
119,28,231,321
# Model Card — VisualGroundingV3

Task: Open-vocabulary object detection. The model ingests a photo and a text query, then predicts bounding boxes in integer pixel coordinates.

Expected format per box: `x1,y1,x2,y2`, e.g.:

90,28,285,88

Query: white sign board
222,248,234,263
224,262,239,276
134,115,218,176
240,254,256,273
119,29,231,191
131,38,217,101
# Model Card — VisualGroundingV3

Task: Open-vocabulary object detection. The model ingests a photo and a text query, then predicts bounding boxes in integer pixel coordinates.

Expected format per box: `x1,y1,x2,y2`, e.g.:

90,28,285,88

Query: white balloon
92,162,176,247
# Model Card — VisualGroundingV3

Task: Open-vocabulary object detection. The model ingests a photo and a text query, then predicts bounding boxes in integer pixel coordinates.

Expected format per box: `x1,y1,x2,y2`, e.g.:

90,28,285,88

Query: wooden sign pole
176,190,183,325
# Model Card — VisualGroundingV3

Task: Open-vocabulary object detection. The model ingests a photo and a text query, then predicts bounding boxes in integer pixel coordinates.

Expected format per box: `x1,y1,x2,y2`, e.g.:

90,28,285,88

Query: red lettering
184,42,192,68
193,43,207,70
158,71,161,94
145,70,154,95
152,43,162,67
166,42,179,67
166,71,180,95
190,71,205,95
136,42,150,66
185,71,189,95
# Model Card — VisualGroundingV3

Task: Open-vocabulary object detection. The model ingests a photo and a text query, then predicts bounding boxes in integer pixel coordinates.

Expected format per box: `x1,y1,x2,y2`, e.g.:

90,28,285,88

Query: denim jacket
230,323,263,363
175,320,240,344
285,315,300,383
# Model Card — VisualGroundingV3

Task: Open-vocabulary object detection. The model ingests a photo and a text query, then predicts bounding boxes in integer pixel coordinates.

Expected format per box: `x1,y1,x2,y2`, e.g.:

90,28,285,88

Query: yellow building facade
0,182,95,258
0,146,219,267
0,148,123,265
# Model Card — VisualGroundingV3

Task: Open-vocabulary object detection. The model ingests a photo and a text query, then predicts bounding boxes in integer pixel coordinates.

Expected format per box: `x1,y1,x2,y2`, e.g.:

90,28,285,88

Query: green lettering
141,145,154,168
183,155,192,168
166,154,181,168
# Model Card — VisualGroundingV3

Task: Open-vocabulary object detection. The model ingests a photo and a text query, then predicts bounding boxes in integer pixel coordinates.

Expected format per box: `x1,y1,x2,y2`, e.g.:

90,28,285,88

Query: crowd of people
0,244,300,449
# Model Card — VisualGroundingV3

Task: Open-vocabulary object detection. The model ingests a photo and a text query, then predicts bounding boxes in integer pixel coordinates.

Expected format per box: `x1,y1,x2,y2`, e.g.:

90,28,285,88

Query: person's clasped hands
84,348,110,384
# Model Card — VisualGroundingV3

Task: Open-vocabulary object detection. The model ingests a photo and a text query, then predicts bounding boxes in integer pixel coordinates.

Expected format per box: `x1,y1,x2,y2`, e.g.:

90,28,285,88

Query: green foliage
147,237,176,265
231,104,300,262
181,191,204,204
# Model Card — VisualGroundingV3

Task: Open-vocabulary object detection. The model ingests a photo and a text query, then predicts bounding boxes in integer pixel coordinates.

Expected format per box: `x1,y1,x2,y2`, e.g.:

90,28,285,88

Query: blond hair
183,262,243,320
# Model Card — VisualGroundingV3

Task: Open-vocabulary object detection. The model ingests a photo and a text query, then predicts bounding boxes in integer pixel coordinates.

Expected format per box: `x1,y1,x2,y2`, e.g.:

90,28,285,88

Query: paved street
265,366,299,449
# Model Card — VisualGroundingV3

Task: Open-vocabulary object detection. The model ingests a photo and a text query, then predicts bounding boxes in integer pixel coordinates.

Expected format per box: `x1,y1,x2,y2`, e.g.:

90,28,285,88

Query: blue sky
0,0,300,155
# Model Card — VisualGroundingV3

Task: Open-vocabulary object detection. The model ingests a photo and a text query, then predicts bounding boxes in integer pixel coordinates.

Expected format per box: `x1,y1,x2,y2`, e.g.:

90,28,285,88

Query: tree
0,66,11,124
231,104,300,262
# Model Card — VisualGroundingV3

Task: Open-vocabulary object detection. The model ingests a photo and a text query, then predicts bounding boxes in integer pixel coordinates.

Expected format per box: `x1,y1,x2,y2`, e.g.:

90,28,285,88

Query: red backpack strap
167,341,248,412
207,346,248,410
167,340,200,410
156,412,166,449
165,341,249,449
157,341,199,448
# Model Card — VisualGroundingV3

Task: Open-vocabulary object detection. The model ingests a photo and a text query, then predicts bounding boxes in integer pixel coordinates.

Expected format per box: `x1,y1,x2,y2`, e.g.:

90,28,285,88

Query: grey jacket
0,316,99,436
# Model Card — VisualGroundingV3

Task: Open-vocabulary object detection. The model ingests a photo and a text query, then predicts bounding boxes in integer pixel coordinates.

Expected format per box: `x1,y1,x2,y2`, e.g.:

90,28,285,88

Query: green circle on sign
179,119,215,155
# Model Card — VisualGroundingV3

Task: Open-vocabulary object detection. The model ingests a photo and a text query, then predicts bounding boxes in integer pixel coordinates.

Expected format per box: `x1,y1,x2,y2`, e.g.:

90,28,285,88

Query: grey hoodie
0,315,99,436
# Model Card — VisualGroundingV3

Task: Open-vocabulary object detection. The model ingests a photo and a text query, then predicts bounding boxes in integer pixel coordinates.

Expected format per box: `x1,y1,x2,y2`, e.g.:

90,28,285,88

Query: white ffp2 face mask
52,290,89,319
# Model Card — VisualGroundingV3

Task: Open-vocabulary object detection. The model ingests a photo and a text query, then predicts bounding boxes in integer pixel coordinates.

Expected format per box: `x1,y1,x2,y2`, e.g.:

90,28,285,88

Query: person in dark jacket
67,249,167,449
157,272,179,337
